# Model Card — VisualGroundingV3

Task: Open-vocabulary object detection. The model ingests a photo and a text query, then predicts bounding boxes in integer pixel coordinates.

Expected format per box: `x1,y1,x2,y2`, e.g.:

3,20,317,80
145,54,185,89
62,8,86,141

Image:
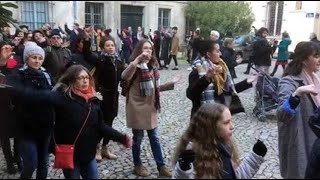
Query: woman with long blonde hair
172,103,267,179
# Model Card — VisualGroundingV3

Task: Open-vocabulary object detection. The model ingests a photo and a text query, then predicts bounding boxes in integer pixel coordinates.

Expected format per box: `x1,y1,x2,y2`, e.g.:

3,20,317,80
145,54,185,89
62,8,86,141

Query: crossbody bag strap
53,104,92,146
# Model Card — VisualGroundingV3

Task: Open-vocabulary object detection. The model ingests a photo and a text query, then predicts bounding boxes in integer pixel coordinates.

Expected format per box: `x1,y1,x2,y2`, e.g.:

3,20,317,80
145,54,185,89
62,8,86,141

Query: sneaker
158,166,172,177
133,165,149,177
172,67,179,70
187,67,192,71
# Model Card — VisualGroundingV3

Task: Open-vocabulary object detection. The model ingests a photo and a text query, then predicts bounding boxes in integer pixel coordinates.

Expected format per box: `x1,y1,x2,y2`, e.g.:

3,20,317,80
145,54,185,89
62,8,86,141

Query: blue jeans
132,127,165,167
62,158,98,179
19,136,50,179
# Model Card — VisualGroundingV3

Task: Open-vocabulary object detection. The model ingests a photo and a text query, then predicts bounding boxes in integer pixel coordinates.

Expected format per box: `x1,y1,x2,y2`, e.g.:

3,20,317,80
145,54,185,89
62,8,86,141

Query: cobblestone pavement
0,61,283,179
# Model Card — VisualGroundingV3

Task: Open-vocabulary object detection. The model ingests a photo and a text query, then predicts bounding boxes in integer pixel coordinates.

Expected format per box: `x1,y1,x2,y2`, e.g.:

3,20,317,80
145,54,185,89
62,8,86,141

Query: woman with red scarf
6,64,132,179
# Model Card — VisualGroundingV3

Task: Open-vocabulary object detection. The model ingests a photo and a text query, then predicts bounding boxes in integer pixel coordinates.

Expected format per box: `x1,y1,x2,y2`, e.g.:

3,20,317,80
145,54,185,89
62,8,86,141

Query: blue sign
306,13,314,18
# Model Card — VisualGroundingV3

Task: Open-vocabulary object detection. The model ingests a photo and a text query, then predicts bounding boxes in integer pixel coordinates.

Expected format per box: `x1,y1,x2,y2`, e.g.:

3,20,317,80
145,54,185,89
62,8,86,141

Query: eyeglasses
76,76,90,81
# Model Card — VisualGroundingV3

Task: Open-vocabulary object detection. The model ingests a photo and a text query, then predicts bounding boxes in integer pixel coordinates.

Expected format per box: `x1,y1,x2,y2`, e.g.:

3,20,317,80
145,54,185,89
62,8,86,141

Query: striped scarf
139,62,161,110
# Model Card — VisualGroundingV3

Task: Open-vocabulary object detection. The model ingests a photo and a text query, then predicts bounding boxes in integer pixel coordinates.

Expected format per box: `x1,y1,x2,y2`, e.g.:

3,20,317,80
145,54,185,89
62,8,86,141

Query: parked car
234,33,255,64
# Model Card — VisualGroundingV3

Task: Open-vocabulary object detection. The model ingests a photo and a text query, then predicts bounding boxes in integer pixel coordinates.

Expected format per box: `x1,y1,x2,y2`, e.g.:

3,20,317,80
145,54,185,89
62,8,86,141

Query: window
158,8,171,30
85,2,104,28
21,1,49,30
295,1,302,10
266,1,284,36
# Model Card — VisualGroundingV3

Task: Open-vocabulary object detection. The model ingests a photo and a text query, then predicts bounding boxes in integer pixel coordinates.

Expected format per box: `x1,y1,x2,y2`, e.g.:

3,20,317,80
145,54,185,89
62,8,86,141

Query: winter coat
122,62,174,130
6,83,127,164
43,46,72,80
305,139,320,179
186,68,249,117
95,53,124,118
170,35,179,56
277,74,317,179
252,36,272,66
222,47,238,69
172,143,264,179
8,68,55,139
160,33,172,61
69,40,97,71
277,38,291,61
0,60,19,138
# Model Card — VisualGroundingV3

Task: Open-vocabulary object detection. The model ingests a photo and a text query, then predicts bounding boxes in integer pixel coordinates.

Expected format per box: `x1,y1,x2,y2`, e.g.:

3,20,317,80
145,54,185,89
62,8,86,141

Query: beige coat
170,35,179,55
122,62,174,130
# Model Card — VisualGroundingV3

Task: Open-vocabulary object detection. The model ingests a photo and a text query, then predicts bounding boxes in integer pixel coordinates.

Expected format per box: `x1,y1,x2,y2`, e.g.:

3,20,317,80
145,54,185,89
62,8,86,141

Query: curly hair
172,103,240,178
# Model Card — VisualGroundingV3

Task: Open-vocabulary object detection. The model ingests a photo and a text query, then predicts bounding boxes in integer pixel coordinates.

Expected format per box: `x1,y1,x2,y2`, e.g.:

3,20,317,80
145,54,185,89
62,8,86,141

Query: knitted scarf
302,70,320,107
212,59,229,95
72,85,96,103
139,62,161,110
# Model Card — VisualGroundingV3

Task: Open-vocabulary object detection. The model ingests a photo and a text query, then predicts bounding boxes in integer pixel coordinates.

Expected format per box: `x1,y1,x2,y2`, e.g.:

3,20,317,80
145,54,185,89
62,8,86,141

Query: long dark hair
129,39,158,66
283,41,320,76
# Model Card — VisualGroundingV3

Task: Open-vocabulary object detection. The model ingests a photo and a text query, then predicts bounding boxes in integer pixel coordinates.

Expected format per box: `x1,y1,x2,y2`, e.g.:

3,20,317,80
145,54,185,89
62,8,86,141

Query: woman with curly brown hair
172,103,267,179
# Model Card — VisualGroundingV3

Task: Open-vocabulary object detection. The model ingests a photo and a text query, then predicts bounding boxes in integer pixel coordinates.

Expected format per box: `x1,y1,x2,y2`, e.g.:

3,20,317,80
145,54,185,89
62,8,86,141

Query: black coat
0,63,19,138
305,139,320,179
6,84,126,164
222,47,237,69
95,54,124,117
186,69,250,117
252,37,272,66
8,68,55,139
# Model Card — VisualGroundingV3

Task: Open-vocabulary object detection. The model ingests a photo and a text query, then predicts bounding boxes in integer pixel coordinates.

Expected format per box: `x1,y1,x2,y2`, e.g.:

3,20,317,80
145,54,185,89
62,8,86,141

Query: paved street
0,60,283,179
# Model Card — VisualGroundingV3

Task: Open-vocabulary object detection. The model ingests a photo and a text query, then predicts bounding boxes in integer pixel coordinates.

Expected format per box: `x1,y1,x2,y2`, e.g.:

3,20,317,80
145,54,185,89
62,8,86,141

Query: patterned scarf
193,57,235,105
302,70,320,107
72,85,96,103
139,62,161,110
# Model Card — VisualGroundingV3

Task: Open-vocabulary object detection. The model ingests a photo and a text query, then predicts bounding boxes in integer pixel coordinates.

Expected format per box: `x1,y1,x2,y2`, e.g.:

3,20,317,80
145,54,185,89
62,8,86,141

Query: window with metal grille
85,2,104,28
158,8,171,30
266,1,284,36
21,1,49,30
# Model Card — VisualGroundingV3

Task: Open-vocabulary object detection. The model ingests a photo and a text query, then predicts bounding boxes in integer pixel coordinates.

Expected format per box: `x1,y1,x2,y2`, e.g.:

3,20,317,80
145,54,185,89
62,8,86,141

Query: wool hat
23,42,45,63
50,29,61,38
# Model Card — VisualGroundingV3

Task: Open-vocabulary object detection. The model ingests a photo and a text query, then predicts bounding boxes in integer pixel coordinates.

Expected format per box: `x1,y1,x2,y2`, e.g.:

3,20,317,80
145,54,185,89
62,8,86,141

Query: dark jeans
19,136,50,179
62,158,98,179
0,137,20,168
167,55,178,67
132,127,165,168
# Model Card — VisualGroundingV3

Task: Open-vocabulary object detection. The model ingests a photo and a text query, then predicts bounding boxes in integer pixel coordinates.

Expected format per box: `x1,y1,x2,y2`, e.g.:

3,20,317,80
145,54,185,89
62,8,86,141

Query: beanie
50,29,61,38
23,42,45,63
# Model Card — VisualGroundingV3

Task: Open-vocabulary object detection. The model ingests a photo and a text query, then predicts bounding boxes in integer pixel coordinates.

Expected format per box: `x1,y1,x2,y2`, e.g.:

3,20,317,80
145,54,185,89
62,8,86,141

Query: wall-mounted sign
306,12,315,18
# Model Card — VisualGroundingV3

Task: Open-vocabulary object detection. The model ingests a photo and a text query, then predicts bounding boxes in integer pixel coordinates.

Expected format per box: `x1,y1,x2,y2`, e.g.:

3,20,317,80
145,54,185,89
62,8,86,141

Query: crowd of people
0,21,320,179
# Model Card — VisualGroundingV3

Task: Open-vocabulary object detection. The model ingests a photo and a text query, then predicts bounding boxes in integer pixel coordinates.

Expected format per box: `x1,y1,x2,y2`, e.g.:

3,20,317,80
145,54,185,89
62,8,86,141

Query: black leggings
167,55,178,66
0,138,20,167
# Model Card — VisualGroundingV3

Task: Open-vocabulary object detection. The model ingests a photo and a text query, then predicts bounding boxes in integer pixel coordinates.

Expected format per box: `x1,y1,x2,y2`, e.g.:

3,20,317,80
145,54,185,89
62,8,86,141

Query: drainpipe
73,1,77,21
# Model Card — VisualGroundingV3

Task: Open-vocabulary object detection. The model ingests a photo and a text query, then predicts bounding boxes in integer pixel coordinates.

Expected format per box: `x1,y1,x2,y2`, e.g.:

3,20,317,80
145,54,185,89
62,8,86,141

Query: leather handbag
53,105,92,170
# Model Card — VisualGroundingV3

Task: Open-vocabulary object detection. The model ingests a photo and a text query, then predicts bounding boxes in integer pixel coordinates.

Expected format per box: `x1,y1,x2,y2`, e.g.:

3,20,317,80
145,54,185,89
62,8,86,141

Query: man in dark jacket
43,29,72,81
252,27,272,74
64,22,84,53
